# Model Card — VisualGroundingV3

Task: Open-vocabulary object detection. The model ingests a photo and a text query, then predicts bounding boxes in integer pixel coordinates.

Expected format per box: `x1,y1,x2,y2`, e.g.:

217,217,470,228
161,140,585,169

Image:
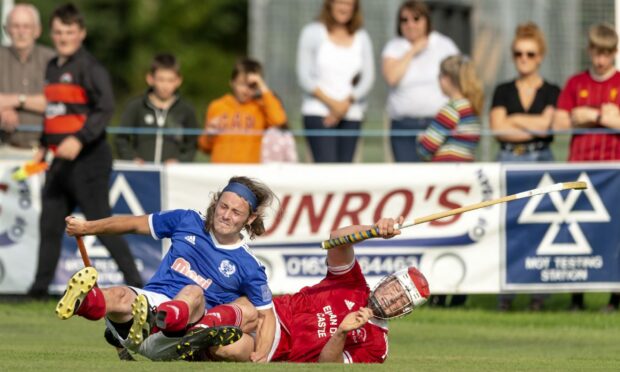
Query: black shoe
177,326,243,360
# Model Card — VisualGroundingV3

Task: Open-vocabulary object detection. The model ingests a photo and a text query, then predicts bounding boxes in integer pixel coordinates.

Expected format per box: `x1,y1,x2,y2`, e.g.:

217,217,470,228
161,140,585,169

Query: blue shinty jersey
143,209,273,310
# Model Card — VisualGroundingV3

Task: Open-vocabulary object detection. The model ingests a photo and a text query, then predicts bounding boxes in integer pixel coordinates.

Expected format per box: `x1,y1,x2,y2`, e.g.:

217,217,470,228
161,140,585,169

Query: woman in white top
382,0,458,162
296,0,375,163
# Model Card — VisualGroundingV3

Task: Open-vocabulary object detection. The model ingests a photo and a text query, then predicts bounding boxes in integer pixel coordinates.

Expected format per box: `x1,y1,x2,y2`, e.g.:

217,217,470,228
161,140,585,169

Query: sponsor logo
351,327,367,344
218,259,236,278
0,170,33,248
345,299,355,310
184,235,196,245
60,72,73,83
283,254,422,277
171,257,213,290
316,305,338,338
518,173,609,255
45,102,67,118
144,114,155,125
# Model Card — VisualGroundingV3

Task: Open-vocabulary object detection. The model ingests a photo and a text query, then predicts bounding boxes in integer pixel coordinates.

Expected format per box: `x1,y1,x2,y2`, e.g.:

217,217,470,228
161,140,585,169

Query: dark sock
108,319,134,340
609,293,620,308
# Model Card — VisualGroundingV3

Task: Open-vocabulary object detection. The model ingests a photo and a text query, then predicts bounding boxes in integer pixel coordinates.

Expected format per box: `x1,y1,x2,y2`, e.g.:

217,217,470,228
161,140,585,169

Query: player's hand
338,307,373,333
55,135,83,160
374,216,404,239
65,216,88,236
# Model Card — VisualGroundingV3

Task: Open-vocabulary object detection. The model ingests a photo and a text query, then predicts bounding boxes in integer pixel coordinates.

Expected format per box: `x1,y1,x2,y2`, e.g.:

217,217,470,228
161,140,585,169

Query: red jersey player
176,216,431,363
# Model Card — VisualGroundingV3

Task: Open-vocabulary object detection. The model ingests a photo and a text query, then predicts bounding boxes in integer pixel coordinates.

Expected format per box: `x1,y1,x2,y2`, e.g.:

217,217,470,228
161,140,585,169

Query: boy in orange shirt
199,58,287,163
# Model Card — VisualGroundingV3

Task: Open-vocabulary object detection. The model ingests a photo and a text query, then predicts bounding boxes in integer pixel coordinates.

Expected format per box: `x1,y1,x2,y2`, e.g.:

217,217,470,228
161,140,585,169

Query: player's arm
327,217,404,267
318,308,373,363
65,215,150,236
250,307,276,363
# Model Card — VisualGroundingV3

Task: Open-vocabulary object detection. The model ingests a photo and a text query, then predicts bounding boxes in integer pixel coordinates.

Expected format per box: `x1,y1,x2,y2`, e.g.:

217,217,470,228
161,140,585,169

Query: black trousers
29,142,143,295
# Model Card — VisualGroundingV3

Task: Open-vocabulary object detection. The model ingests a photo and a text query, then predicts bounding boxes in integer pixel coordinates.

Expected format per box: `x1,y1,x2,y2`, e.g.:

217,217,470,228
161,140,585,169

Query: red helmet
368,266,430,319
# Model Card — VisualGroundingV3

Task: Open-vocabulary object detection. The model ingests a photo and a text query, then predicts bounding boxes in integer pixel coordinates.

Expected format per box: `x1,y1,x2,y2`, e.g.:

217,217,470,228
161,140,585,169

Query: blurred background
1,0,616,162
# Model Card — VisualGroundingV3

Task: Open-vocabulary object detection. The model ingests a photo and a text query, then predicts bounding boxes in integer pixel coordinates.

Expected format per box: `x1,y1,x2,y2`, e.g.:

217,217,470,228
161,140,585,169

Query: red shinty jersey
271,261,389,363
557,70,620,161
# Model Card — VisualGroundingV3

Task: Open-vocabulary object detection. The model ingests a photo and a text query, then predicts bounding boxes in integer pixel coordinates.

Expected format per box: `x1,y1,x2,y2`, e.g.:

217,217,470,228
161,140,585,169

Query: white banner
0,161,42,293
166,163,503,294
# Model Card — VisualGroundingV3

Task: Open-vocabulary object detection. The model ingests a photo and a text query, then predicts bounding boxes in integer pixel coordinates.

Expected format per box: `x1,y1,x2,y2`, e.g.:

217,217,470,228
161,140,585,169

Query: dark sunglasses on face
400,15,422,24
513,50,537,59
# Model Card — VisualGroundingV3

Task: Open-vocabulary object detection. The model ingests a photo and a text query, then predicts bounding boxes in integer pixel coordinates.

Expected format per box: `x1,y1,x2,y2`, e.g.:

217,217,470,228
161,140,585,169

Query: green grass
1,295,618,371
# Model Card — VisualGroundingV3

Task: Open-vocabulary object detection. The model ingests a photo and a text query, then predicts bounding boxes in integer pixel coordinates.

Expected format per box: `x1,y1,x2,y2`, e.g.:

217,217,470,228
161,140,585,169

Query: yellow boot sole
55,267,98,320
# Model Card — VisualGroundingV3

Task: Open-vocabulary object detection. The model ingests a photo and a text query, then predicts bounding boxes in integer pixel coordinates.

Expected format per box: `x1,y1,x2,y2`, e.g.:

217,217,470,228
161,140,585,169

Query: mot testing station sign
503,164,620,292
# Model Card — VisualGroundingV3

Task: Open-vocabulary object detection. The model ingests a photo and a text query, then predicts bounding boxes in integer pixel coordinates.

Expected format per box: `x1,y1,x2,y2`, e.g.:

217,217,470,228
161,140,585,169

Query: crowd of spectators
1,0,619,311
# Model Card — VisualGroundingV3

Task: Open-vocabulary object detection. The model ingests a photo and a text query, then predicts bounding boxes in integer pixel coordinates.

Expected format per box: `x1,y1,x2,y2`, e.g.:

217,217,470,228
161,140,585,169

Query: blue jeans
497,147,554,162
390,117,433,162
303,115,361,163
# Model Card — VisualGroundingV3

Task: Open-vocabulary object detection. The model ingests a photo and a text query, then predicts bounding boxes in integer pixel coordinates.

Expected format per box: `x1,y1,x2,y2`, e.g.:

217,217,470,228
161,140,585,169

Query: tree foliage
25,0,248,120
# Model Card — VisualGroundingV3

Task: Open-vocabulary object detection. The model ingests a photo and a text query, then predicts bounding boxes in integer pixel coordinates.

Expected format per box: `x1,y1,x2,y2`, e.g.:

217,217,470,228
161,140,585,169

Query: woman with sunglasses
490,22,560,312
296,0,375,163
490,22,560,164
382,0,458,162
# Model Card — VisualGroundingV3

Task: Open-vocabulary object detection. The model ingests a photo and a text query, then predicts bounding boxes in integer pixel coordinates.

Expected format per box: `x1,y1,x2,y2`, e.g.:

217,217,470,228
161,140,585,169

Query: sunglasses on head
400,15,422,24
513,50,537,59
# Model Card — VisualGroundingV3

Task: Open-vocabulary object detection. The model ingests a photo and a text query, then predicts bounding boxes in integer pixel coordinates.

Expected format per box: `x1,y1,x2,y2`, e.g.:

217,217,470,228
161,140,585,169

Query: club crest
219,259,236,278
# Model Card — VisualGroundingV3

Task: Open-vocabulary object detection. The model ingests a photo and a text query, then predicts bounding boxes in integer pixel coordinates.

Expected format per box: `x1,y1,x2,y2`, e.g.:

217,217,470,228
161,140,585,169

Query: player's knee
178,284,205,308
103,286,135,315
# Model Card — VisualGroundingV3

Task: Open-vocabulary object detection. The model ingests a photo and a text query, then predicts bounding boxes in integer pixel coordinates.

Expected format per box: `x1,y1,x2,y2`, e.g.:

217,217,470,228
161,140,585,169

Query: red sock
157,300,190,332
197,304,242,328
75,286,106,320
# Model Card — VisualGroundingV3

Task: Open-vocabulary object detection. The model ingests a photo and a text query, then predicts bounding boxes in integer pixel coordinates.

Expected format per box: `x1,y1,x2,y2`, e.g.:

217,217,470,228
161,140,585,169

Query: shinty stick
321,181,587,250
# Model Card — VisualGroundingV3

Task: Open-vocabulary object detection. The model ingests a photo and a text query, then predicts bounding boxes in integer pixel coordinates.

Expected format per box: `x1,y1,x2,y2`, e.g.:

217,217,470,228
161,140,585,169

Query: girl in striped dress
417,55,483,162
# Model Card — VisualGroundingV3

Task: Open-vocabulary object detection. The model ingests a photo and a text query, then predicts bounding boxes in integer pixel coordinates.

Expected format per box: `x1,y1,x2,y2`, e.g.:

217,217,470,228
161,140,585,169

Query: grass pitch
1,294,618,371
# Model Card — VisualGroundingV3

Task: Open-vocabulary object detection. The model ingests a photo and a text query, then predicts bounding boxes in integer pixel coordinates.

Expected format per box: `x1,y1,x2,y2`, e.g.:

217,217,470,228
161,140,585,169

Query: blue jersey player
56,176,277,362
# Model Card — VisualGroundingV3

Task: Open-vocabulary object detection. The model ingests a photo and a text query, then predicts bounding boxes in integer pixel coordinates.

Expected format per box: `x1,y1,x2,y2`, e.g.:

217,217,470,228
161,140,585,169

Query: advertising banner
503,164,620,292
166,163,503,294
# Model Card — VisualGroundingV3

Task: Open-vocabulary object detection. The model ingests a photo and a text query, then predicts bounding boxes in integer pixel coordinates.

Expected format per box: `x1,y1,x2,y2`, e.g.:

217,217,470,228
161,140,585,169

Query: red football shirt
271,261,389,363
557,70,620,161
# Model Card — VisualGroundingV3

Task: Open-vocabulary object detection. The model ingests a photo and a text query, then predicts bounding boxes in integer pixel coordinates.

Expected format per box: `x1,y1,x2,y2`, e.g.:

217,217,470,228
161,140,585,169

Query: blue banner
52,168,163,291
504,166,620,290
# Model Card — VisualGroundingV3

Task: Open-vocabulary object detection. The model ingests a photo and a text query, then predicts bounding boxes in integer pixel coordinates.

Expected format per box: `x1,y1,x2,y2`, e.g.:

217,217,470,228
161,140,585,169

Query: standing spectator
297,0,374,163
417,55,482,162
382,0,458,162
28,3,142,298
115,53,197,164
553,23,620,312
490,23,560,312
0,4,54,159
417,54,482,308
198,58,287,163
